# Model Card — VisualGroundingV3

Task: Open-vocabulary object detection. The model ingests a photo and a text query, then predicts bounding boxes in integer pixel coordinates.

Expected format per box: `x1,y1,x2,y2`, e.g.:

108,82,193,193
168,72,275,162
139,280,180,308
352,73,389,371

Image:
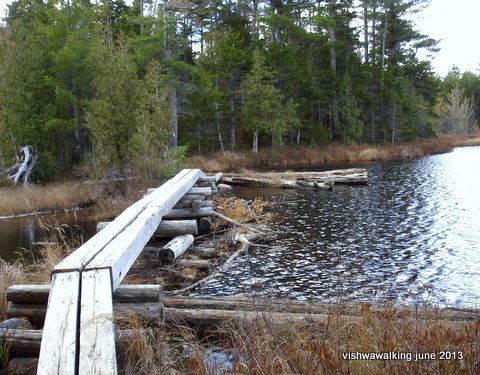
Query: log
174,199,213,210
157,235,194,265
222,176,333,190
147,186,212,196
198,217,212,231
180,194,207,201
175,259,211,271
163,207,213,219
7,284,162,304
8,291,480,330
0,329,159,358
97,220,198,237
198,172,223,183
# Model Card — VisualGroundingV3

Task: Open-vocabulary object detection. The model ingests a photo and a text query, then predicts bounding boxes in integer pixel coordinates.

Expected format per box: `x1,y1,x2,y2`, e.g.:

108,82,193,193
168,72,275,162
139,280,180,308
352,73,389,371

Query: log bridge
31,169,218,375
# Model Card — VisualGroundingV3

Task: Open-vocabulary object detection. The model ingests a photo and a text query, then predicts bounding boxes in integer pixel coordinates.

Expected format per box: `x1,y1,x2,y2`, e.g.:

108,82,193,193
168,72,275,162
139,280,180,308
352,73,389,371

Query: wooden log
7,284,162,305
163,207,213,219
8,293,480,330
180,194,207,201
174,199,213,210
198,217,212,231
175,259,211,270
198,172,223,183
222,176,333,190
97,219,198,237
158,235,194,265
0,329,158,358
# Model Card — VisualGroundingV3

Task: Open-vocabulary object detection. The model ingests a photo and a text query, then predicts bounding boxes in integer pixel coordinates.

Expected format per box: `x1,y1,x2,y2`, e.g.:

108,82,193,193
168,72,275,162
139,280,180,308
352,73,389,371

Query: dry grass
187,133,480,172
112,298,480,375
0,181,100,216
0,260,26,321
215,196,271,224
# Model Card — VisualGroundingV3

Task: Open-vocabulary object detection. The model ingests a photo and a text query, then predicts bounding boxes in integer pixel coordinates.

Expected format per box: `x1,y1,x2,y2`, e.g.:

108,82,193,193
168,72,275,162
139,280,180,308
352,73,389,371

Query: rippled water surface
192,147,480,306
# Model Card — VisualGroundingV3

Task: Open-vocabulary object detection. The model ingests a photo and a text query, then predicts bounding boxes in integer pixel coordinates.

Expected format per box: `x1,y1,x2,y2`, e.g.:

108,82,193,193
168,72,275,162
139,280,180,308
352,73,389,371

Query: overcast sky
0,0,479,78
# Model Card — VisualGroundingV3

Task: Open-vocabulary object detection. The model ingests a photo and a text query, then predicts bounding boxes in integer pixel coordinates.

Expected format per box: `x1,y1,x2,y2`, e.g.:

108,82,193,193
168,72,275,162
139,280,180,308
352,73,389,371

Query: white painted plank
37,272,79,375
87,169,205,290
54,169,194,272
79,269,116,375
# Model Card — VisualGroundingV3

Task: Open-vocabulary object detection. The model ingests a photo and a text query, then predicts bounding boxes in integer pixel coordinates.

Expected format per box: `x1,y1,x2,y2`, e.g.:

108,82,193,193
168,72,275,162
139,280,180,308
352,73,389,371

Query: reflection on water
0,210,97,262
191,147,480,307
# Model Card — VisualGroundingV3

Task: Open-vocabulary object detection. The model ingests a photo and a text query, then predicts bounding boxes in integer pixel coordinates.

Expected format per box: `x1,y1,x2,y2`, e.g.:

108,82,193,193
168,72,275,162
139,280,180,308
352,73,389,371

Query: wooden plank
37,272,79,375
54,169,193,272
86,169,205,290
79,269,116,375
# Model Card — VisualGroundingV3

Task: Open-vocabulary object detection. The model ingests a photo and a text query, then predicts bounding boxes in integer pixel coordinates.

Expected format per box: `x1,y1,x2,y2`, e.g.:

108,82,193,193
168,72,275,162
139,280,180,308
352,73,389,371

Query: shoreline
187,133,480,172
1,134,479,217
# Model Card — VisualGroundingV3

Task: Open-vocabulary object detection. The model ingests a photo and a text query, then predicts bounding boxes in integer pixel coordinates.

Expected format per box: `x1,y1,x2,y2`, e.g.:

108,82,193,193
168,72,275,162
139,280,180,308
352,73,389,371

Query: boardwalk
37,169,208,375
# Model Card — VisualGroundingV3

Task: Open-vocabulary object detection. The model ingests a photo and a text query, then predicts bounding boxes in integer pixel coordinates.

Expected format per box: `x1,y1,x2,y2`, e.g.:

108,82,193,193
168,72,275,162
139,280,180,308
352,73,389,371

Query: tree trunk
215,101,225,152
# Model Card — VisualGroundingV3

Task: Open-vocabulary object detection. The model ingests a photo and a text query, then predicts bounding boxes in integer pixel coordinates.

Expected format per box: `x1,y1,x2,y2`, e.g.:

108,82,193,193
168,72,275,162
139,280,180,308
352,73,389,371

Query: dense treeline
0,0,479,181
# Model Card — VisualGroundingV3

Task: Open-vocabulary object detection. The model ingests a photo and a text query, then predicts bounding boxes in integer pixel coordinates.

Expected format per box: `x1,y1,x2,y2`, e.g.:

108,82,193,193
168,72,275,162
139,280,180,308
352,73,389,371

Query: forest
0,0,479,181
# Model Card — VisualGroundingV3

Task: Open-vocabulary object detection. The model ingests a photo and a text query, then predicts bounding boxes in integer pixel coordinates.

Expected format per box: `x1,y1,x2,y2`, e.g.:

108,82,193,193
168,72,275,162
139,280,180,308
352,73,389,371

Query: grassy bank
187,133,480,172
0,179,143,218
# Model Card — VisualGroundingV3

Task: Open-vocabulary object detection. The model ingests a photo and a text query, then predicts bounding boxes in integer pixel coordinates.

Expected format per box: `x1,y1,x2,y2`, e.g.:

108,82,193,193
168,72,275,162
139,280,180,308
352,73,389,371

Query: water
191,147,480,307
0,210,98,262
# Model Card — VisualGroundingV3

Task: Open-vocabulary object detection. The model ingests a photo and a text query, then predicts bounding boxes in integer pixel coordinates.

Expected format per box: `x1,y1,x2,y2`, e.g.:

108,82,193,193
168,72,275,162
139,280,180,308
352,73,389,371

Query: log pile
221,168,368,189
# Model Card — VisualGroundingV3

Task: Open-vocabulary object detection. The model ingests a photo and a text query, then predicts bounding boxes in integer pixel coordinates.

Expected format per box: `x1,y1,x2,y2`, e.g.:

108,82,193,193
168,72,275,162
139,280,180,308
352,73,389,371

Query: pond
190,147,480,307
2,147,479,307
0,209,97,262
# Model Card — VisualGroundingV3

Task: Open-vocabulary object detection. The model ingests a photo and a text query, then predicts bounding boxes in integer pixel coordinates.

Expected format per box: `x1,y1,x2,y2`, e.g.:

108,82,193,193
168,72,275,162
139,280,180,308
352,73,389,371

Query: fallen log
157,235,194,265
97,219,198,237
222,176,333,190
0,328,157,358
175,259,211,271
7,284,162,304
7,286,480,330
198,217,212,231
223,168,368,187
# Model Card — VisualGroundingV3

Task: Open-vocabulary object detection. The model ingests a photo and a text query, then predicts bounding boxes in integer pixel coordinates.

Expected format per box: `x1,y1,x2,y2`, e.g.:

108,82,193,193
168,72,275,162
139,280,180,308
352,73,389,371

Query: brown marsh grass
0,181,100,216
187,133,480,172
113,298,480,375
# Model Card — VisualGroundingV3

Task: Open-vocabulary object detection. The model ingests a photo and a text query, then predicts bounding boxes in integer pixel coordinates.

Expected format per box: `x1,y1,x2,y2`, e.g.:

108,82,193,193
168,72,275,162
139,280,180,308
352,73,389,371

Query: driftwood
222,168,368,188
4,145,38,185
97,219,198,237
222,176,334,190
157,235,194,265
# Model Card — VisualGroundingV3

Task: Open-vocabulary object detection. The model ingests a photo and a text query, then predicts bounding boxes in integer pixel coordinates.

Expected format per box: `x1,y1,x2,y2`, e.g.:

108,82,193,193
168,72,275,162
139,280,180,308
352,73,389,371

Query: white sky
0,0,479,78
